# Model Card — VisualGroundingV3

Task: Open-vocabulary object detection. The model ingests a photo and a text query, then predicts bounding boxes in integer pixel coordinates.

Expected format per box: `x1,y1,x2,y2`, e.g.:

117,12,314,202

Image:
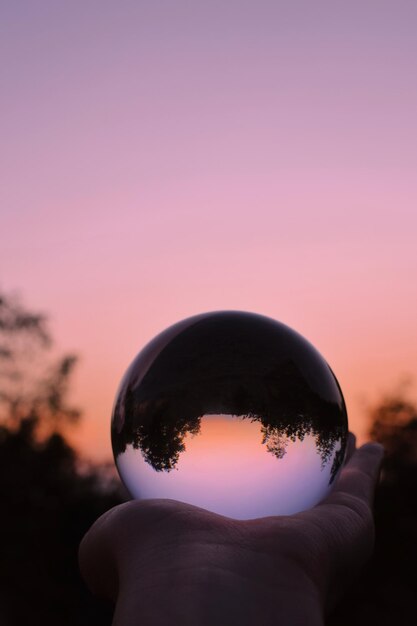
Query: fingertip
358,441,385,460
363,441,384,452
345,432,357,463
348,431,357,446
328,440,385,505
344,441,384,471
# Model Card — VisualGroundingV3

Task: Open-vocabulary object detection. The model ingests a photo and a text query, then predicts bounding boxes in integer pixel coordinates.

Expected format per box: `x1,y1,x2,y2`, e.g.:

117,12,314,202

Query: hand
79,434,383,626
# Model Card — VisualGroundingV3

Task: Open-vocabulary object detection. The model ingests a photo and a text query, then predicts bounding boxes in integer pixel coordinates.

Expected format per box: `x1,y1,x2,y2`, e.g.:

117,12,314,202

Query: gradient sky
117,415,337,518
1,2,416,461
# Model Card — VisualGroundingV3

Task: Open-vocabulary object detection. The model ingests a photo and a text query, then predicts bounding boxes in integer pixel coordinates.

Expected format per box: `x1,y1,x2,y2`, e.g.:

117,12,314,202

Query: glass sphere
111,311,348,519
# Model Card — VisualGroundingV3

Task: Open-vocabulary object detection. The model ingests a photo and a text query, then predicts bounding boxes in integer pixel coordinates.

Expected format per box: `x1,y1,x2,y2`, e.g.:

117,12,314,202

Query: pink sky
1,2,416,461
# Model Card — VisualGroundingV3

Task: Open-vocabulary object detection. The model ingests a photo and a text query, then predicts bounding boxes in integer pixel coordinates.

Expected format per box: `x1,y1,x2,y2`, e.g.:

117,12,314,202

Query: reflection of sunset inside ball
112,311,348,519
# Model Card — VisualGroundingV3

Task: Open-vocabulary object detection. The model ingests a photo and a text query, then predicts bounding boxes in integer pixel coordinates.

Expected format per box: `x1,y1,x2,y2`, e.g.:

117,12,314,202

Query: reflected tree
112,316,347,483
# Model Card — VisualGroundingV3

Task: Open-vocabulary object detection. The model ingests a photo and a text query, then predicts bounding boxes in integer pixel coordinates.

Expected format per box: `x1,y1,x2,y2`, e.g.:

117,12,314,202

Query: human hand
79,434,383,626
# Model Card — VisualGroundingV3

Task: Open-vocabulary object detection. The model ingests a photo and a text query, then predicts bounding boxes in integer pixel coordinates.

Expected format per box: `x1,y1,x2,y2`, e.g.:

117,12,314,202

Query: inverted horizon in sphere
112,311,348,518
117,413,343,519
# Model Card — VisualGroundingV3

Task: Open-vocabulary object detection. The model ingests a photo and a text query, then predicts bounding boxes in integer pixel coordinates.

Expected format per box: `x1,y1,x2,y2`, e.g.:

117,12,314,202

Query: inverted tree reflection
112,359,347,484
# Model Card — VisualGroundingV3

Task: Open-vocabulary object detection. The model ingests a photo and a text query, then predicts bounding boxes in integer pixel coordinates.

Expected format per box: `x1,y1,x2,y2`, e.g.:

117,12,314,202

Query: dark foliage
0,418,122,626
0,293,123,625
329,391,417,626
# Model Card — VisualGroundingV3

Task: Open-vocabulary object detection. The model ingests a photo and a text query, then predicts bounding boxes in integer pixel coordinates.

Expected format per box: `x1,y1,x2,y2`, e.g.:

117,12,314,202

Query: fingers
79,499,204,600
326,442,384,507
344,432,357,464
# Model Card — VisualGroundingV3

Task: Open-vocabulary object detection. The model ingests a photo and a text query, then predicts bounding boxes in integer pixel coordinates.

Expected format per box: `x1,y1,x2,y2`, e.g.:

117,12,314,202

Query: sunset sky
1,2,416,462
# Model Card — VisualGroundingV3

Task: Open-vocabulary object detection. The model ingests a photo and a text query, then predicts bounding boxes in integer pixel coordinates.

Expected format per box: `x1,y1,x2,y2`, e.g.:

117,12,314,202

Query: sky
117,415,337,519
1,1,416,461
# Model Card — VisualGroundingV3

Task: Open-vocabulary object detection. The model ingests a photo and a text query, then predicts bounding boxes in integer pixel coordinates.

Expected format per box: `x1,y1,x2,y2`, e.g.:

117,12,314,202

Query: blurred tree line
0,293,124,625
0,292,415,625
329,385,417,626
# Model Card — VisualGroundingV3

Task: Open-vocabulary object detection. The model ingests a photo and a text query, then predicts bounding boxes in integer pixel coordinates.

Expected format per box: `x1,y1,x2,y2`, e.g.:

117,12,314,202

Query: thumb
326,442,384,509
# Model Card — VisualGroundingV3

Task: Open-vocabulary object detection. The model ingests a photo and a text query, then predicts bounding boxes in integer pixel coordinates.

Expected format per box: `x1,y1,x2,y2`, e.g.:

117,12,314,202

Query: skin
79,434,384,626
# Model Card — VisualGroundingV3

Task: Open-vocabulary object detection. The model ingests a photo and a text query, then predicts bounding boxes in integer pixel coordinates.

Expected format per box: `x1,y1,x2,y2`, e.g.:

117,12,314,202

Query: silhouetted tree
329,387,417,626
0,292,123,626
113,366,346,481
0,292,80,435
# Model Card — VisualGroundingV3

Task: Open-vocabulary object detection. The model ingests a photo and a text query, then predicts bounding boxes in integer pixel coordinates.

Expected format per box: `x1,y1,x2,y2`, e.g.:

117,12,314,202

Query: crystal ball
111,311,348,519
